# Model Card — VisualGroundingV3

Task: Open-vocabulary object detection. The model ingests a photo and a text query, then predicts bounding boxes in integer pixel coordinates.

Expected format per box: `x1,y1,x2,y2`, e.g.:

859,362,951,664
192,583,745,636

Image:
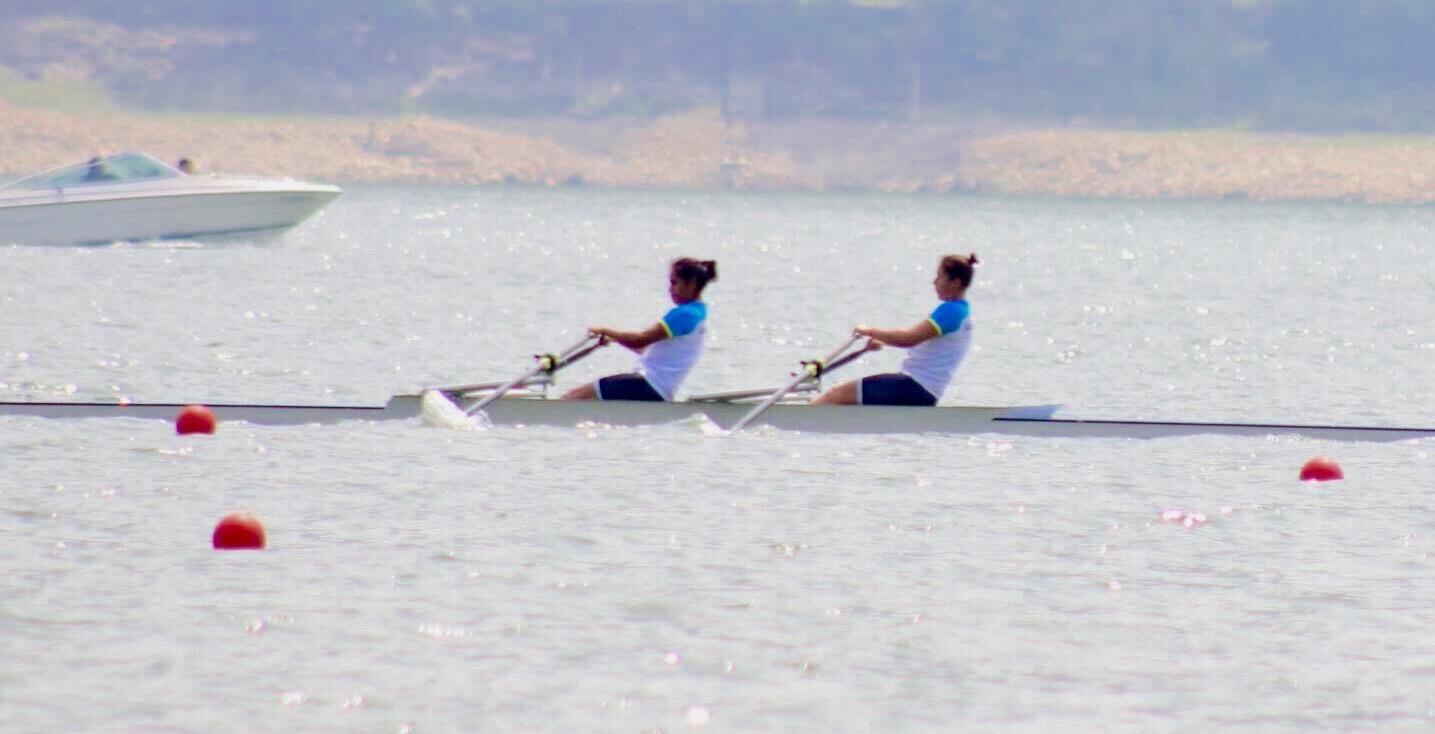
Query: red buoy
213,512,266,550
1300,457,1343,482
176,405,217,435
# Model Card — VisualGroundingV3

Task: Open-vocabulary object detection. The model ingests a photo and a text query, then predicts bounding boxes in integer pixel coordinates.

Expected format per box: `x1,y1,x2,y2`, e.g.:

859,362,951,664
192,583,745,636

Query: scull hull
0,396,1054,432
474,398,1059,434
992,416,1435,443
0,397,418,424
0,396,1431,442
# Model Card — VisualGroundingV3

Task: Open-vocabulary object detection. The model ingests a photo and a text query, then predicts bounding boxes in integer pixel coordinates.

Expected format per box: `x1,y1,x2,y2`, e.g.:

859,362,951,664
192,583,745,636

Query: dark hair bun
672,257,718,288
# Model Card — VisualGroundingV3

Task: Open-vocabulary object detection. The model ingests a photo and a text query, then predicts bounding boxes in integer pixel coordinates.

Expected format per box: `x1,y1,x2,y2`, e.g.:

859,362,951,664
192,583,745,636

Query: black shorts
595,373,665,402
859,373,937,406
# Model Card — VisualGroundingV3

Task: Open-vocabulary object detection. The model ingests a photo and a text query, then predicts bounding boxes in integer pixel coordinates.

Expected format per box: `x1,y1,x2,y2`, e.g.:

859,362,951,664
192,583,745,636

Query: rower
812,253,978,406
561,257,718,401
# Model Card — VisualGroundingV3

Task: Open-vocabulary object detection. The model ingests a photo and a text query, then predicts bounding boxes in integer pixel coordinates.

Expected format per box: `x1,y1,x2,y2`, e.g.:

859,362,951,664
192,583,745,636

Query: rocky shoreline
3,104,1433,203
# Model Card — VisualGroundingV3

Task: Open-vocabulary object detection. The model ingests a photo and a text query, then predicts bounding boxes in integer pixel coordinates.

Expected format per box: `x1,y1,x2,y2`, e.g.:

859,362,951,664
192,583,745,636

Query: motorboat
0,152,342,245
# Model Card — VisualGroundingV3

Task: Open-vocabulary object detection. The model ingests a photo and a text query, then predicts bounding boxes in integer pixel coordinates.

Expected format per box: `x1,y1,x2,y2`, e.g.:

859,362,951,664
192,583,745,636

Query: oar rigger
729,334,867,432
455,333,606,417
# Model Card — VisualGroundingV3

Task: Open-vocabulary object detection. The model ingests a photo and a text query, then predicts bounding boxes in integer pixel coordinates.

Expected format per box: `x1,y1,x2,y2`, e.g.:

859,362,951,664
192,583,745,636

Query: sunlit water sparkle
4,186,1435,732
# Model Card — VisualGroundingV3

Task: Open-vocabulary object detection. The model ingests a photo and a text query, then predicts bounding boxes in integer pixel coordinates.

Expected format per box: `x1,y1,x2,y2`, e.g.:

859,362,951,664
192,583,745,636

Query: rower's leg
561,382,597,400
812,379,859,405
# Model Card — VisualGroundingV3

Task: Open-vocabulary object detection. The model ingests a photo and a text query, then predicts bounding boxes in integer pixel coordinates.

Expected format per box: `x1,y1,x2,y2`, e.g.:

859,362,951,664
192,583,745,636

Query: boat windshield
2,153,180,190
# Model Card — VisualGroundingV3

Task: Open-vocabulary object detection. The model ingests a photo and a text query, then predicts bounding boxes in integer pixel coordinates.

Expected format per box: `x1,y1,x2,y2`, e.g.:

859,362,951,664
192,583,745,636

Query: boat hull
0,395,1056,433
992,416,1435,443
0,395,1430,442
0,397,418,424
475,398,1058,434
0,188,340,245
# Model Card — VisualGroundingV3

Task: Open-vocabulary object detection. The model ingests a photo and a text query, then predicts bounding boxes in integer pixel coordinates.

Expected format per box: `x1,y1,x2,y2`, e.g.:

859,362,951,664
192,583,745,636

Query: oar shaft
688,383,819,403
729,373,809,432
730,334,861,432
437,339,603,397
464,366,546,415
822,339,878,374
464,334,598,415
557,340,605,370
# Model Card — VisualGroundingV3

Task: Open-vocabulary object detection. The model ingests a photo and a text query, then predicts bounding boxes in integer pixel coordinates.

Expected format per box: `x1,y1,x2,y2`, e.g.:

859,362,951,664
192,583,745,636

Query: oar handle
555,339,605,370
818,337,880,376
464,334,601,416
796,334,865,381
534,333,606,373
435,335,603,396
729,334,862,432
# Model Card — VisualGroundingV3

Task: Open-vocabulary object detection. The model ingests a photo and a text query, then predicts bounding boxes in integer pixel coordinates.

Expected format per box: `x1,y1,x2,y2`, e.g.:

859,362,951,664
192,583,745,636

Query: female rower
561,257,718,401
813,253,978,406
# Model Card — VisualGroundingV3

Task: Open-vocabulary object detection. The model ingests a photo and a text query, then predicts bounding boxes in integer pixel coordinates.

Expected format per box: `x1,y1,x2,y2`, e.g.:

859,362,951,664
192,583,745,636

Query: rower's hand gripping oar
729,334,864,432
463,334,602,416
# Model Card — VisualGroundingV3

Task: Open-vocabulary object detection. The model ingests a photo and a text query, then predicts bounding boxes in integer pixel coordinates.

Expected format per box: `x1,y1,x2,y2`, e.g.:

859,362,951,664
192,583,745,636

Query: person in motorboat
177,158,196,174
813,253,978,407
81,156,119,182
562,257,718,401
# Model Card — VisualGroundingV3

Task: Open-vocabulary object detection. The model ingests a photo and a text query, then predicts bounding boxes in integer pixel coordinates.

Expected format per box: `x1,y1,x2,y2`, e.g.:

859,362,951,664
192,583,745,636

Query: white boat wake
419,389,489,431
673,412,726,437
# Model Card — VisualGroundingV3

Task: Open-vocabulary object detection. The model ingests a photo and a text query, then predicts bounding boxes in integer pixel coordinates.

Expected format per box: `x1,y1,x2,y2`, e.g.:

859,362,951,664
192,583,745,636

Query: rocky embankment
953,129,1435,203
3,104,1433,203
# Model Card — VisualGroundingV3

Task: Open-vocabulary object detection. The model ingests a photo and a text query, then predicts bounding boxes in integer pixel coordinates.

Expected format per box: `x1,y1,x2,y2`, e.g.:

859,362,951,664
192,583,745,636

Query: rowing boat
0,393,1432,442
0,394,1056,432
462,394,1062,434
993,416,1435,443
0,397,418,424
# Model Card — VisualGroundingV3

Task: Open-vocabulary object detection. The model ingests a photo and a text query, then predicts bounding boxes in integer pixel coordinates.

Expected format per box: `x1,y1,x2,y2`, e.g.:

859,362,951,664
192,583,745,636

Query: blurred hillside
4,104,1434,203
2,1,1434,131
3,2,1435,202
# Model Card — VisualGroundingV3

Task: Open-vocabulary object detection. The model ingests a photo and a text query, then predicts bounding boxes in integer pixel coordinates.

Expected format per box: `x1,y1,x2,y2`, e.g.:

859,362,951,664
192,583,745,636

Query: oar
555,338,606,370
820,337,881,374
729,334,863,432
690,340,879,404
463,334,601,416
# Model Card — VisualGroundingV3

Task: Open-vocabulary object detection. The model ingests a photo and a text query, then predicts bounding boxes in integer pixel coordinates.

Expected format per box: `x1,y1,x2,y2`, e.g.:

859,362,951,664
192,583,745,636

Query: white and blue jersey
900,299,972,400
636,301,708,400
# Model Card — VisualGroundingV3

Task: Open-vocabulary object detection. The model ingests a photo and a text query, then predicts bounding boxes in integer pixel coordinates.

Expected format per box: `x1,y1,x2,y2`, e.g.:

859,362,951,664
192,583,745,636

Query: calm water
4,186,1435,732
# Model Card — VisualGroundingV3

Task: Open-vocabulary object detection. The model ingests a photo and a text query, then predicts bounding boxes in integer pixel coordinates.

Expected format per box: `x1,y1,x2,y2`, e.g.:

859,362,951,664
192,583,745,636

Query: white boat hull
989,416,1435,442
469,397,1058,433
0,188,340,245
0,398,417,424
0,395,1055,433
0,395,1431,442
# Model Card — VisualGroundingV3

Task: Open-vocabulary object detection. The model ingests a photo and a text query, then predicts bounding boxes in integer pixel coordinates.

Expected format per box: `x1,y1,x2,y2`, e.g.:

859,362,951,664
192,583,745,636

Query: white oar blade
420,389,489,430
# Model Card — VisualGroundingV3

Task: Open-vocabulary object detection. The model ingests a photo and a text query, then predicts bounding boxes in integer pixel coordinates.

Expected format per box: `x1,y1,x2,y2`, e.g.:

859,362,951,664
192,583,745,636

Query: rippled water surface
4,187,1435,732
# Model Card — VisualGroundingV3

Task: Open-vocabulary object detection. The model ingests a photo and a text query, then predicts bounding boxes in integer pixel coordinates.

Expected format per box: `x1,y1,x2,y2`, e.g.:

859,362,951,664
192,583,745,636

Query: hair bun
702,259,718,282
968,253,980,267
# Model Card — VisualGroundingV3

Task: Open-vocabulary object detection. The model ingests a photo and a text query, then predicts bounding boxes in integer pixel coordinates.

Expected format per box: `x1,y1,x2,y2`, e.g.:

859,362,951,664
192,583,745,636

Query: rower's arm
857,321,938,348
593,322,667,352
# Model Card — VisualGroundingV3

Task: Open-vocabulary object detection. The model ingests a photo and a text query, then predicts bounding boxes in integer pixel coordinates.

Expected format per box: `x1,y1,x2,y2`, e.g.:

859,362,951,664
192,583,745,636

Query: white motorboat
0,152,341,245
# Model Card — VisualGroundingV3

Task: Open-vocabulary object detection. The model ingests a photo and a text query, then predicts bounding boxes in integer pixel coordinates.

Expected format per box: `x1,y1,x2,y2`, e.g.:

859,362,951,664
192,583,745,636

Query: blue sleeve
660,302,706,338
927,300,968,336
